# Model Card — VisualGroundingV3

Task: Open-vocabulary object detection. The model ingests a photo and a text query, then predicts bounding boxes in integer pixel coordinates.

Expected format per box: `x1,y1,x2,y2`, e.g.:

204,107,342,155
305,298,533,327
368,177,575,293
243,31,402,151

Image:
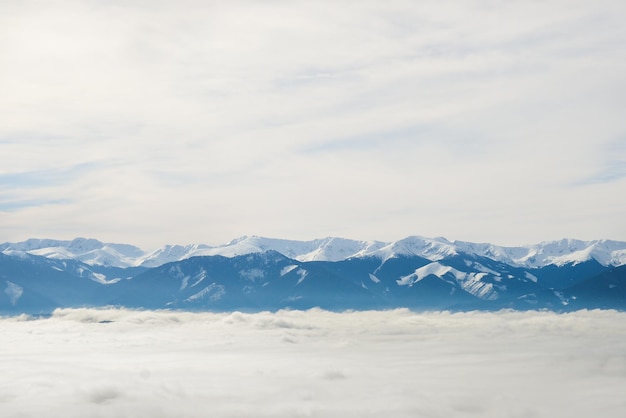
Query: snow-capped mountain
139,236,390,266
2,236,626,269
0,238,145,268
453,238,626,268
2,235,626,314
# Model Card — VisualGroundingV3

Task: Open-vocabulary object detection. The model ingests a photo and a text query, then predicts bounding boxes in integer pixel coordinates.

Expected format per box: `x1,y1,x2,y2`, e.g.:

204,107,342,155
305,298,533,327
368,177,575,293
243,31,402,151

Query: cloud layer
1,308,625,417
1,1,625,247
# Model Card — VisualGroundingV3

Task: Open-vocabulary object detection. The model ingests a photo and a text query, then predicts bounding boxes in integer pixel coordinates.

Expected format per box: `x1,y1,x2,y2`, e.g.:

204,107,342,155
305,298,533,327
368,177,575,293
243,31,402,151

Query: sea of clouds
1,308,625,418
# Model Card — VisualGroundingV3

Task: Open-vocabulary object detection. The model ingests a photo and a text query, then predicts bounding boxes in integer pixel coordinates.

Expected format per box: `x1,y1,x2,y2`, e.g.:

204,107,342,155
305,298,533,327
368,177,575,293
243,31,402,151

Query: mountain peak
2,235,626,269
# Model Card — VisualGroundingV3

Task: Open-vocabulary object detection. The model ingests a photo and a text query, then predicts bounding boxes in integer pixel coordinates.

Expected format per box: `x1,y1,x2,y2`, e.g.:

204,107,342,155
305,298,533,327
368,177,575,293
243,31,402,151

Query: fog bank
1,308,625,417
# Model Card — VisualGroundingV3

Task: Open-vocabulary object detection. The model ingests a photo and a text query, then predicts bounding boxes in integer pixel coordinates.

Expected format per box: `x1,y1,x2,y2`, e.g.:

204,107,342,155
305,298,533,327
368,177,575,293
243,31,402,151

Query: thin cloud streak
0,163,103,190
572,138,626,186
0,198,71,212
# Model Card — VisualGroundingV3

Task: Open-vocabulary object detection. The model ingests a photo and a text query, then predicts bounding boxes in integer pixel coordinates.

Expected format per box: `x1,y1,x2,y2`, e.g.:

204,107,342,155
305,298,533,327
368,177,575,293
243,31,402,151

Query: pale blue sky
1,0,625,248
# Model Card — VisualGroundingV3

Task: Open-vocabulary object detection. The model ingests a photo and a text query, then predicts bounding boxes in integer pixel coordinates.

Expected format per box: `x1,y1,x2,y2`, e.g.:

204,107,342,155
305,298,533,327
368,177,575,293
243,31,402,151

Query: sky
1,0,625,249
2,308,626,417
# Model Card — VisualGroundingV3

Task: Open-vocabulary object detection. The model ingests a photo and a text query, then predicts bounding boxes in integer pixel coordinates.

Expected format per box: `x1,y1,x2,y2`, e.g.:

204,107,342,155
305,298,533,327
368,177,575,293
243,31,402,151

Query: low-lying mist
1,308,625,418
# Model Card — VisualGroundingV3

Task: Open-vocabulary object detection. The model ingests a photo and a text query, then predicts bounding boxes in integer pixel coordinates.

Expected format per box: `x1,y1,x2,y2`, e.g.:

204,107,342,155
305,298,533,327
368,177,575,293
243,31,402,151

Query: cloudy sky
2,308,626,417
1,0,625,248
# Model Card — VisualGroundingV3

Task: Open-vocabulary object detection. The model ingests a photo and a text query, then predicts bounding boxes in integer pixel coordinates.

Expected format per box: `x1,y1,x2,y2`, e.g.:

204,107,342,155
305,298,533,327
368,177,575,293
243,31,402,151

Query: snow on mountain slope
136,236,386,267
291,237,387,262
2,236,626,269
199,236,387,262
4,281,24,306
140,235,454,266
396,261,497,300
0,238,145,268
138,244,213,267
362,236,459,261
453,238,626,268
0,236,388,267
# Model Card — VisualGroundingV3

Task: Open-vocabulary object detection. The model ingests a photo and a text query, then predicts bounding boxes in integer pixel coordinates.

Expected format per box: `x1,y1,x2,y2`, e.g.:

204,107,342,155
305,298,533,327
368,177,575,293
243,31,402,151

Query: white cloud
1,308,626,417
1,1,625,247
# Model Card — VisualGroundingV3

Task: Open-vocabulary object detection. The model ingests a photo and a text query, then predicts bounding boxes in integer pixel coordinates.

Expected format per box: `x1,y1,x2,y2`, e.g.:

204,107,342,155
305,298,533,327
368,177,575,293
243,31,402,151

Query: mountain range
1,236,625,314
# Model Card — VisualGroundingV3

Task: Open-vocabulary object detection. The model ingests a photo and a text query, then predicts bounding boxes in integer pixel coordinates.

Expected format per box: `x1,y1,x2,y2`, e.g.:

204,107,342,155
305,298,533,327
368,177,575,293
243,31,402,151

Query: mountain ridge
2,235,626,269
2,237,625,314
